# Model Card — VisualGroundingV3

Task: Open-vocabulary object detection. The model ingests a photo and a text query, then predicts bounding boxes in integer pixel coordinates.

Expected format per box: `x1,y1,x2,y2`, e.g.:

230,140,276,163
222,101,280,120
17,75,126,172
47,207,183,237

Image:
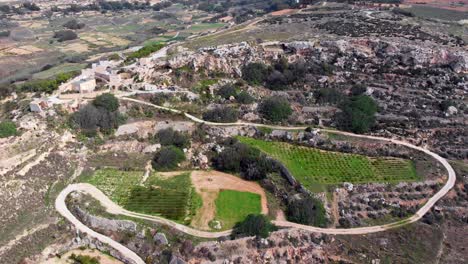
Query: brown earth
190,170,268,230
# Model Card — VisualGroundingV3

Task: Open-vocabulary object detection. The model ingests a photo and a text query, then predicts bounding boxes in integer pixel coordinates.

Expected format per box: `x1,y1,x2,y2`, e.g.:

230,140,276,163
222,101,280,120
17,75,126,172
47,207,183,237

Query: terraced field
85,169,201,223
238,137,420,191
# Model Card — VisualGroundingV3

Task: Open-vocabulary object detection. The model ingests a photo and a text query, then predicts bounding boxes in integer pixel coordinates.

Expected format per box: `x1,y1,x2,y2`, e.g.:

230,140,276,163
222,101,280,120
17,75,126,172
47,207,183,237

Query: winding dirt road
55,97,456,264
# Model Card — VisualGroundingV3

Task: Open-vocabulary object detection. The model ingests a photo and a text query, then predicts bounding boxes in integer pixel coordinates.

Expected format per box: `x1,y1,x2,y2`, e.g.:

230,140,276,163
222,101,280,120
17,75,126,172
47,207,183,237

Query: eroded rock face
73,207,137,233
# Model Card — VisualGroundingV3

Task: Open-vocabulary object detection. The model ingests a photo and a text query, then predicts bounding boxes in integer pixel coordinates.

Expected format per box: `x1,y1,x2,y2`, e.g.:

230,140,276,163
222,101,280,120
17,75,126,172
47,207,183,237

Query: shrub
350,84,367,96
315,88,345,105
156,127,190,149
93,93,119,112
216,84,237,100
334,95,378,134
241,62,269,85
63,19,85,30
213,139,275,180
235,90,255,104
0,121,17,138
203,106,238,123
258,96,292,122
68,253,99,264
53,30,78,42
152,146,185,171
232,214,276,238
286,196,327,227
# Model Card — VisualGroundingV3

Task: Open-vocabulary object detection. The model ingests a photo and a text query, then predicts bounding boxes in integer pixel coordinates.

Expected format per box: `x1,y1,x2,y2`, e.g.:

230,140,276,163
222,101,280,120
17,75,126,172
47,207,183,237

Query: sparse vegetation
0,121,17,138
69,253,100,264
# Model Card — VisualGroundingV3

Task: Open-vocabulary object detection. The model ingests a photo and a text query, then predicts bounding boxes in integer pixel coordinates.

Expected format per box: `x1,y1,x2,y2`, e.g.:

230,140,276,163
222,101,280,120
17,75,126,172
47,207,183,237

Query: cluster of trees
126,42,165,61
68,253,99,264
152,146,186,171
286,196,327,227
216,83,255,104
0,121,17,138
213,138,276,181
203,106,238,123
334,95,378,134
70,93,125,136
258,96,292,122
232,214,276,238
63,19,85,30
53,30,78,42
155,127,190,149
241,59,307,91
18,72,78,93
152,127,189,171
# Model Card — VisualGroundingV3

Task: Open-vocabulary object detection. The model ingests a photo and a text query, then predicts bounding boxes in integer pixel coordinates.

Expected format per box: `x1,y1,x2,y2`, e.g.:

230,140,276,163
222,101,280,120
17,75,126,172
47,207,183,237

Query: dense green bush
216,84,237,100
350,84,367,96
63,19,85,30
0,121,17,138
258,96,292,122
213,138,275,181
334,95,378,134
232,214,276,238
286,196,327,227
93,93,119,112
152,146,185,171
53,30,78,42
235,90,255,104
203,106,238,123
156,127,190,149
241,62,269,85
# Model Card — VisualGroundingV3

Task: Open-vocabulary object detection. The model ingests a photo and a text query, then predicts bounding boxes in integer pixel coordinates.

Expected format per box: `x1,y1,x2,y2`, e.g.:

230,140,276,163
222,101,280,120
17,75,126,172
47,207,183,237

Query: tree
241,62,269,85
216,84,237,100
232,214,276,238
156,127,190,149
235,90,255,104
152,146,185,171
0,121,17,138
315,88,345,105
334,95,378,134
213,139,275,180
258,96,292,122
93,93,119,112
286,196,327,227
63,19,85,30
53,30,77,42
203,106,238,123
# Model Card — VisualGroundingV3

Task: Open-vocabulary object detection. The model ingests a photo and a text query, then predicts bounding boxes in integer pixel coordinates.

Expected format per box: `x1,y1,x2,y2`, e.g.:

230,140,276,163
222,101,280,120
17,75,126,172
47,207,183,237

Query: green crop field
238,137,420,191
215,190,261,229
85,169,201,223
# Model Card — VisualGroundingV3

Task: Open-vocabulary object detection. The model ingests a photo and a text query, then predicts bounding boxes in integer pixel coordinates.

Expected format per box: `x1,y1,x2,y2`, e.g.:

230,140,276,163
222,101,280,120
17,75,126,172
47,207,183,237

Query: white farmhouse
72,78,96,93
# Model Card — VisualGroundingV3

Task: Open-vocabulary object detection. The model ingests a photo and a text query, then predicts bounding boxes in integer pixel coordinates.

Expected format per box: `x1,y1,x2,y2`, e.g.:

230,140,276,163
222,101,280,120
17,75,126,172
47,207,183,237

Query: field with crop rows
214,190,261,229
238,137,420,191
86,169,201,223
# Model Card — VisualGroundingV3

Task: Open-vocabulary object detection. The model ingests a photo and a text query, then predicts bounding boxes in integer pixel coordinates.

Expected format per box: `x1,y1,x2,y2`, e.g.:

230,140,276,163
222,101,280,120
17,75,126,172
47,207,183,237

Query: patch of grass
85,168,143,205
215,190,262,229
238,137,420,191
406,6,468,21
